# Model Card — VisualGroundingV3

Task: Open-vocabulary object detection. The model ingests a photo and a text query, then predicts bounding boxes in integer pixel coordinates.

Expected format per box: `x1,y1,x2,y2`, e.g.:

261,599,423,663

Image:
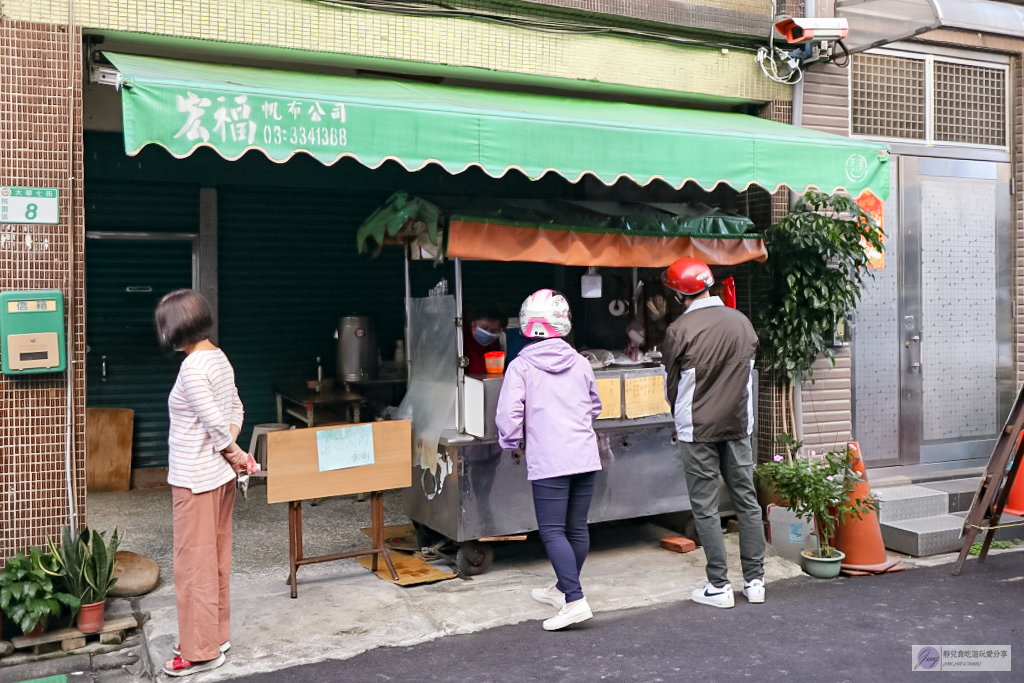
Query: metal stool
247,423,292,471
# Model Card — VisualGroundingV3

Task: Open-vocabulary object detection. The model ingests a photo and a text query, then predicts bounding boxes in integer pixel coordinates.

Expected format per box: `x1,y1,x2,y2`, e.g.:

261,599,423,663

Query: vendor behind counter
464,301,505,374
465,266,740,373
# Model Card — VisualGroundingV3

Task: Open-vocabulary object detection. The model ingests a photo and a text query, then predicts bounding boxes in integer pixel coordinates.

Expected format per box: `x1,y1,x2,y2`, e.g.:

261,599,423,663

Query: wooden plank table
273,382,367,427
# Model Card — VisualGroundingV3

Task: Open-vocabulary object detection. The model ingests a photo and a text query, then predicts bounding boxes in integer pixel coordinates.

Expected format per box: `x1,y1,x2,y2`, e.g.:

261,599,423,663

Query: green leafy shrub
758,190,883,381
0,547,79,633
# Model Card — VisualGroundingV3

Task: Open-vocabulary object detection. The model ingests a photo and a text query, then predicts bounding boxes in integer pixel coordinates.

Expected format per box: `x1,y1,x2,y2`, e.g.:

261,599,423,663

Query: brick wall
0,18,87,564
753,100,795,462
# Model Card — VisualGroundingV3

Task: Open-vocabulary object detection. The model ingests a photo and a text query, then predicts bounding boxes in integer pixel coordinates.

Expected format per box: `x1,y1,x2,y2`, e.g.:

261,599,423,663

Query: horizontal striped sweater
167,349,244,493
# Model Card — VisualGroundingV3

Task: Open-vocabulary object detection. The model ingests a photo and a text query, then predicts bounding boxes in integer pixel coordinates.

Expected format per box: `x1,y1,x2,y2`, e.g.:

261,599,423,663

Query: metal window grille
933,62,1006,147
851,53,927,140
852,50,1008,149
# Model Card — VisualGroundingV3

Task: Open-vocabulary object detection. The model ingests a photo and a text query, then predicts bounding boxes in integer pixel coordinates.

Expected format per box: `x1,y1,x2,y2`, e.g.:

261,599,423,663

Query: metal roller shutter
85,238,195,469
85,180,200,469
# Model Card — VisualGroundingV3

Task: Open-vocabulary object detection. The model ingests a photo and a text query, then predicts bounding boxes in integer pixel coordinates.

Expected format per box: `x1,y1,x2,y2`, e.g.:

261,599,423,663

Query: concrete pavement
230,549,1024,683
81,486,803,681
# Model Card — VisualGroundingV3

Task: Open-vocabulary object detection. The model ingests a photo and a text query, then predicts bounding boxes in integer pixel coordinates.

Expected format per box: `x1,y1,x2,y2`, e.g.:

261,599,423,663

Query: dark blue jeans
531,471,597,603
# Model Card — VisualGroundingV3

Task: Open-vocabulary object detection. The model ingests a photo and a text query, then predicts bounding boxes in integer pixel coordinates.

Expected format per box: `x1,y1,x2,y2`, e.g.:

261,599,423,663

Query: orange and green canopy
358,193,768,267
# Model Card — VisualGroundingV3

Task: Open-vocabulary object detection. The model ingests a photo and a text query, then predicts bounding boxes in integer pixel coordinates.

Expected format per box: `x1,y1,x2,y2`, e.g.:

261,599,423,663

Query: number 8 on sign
0,187,59,225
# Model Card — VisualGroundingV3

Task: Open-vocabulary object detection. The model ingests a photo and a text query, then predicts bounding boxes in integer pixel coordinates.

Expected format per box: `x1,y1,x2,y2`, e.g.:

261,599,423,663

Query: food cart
357,193,769,574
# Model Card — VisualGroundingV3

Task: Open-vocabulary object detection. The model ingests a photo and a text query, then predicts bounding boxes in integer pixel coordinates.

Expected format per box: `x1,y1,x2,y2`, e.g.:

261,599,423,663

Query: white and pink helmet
519,289,572,339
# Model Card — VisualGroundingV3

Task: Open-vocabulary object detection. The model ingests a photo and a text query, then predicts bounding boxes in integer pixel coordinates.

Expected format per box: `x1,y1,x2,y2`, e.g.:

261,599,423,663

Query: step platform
874,485,949,523
880,514,965,557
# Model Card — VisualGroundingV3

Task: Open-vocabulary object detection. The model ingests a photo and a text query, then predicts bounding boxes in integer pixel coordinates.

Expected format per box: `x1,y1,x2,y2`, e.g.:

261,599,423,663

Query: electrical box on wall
0,290,66,375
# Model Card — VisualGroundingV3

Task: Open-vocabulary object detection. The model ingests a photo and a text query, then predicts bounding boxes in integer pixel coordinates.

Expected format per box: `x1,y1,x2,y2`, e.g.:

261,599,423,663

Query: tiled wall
518,0,775,38
0,18,87,564
4,0,791,103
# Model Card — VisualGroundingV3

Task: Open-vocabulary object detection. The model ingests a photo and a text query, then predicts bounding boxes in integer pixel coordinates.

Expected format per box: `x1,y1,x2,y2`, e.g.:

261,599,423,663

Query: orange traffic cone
1000,433,1024,516
834,442,907,576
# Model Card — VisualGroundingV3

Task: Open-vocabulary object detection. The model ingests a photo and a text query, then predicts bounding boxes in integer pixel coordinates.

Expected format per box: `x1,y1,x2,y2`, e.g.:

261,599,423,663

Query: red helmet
662,258,714,296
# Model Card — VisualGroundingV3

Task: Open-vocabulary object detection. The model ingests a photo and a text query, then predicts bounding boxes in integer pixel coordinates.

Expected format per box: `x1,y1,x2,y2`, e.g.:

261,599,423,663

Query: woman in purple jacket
496,289,603,631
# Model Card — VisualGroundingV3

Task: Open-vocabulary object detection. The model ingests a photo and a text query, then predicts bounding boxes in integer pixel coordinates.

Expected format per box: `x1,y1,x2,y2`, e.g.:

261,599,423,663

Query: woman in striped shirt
156,289,257,677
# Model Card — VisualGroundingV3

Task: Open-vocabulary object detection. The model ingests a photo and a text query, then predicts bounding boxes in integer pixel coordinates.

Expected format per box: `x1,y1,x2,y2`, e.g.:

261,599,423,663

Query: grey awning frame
837,0,1024,53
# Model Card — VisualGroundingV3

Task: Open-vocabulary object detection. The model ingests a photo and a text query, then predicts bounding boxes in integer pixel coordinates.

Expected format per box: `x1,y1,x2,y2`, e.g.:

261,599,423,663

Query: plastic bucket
484,351,506,374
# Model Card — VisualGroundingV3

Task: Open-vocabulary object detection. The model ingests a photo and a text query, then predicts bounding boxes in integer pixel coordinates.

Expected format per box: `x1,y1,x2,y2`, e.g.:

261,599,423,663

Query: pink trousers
172,481,235,662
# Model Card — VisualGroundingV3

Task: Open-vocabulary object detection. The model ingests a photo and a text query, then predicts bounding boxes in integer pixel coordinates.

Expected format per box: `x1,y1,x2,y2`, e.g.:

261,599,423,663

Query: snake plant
43,526,121,606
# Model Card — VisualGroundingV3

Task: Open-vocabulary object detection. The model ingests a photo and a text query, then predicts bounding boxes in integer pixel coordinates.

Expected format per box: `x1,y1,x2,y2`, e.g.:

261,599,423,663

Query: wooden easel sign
267,420,411,503
267,420,412,597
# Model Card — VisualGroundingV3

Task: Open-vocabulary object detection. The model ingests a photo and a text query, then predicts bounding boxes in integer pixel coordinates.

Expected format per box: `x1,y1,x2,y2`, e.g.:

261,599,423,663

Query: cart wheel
413,521,443,549
684,517,702,547
456,541,494,576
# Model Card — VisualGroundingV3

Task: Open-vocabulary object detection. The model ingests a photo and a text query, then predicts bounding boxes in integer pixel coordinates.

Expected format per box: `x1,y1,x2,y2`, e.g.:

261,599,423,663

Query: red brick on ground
660,536,697,553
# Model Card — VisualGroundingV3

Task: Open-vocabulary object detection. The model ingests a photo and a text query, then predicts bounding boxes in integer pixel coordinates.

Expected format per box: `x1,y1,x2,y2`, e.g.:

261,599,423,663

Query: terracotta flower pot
756,480,790,508
77,601,105,634
24,618,47,638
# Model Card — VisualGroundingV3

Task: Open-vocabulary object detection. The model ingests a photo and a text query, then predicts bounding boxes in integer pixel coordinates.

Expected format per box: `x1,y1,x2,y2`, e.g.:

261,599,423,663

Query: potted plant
45,526,121,634
752,191,883,459
0,547,79,636
757,433,802,507
755,443,877,578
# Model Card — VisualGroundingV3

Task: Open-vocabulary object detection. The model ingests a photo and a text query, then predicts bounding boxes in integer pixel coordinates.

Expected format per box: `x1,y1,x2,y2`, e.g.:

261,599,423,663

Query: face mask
473,325,499,346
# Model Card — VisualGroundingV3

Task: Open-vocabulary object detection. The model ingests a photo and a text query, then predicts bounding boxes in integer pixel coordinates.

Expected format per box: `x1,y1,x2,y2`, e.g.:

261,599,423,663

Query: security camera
774,17,849,44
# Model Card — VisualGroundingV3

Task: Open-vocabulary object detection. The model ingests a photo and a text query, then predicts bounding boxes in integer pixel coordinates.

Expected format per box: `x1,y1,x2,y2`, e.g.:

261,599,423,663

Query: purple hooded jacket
496,338,603,481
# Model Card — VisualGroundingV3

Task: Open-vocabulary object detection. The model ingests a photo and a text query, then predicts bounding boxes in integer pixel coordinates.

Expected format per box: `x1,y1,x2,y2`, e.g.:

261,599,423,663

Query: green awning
106,52,890,198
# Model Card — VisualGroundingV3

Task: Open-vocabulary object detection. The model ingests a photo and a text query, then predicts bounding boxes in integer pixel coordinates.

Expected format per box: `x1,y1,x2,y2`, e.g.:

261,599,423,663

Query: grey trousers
679,436,765,587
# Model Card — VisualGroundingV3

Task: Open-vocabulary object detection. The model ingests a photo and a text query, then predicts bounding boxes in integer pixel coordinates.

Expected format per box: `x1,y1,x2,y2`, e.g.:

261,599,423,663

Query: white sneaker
172,641,231,657
542,598,594,631
532,584,566,609
743,578,765,604
692,582,734,609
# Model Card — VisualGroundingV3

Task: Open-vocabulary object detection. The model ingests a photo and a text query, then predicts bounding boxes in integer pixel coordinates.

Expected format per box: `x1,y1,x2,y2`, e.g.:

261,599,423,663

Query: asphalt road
234,552,1024,683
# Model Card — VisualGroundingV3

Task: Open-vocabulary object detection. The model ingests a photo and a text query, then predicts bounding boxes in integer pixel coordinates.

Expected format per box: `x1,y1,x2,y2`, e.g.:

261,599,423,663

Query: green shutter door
85,238,194,469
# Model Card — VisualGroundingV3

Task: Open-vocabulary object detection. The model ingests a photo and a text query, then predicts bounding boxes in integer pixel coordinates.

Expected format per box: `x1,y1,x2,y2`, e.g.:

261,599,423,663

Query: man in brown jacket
661,258,764,609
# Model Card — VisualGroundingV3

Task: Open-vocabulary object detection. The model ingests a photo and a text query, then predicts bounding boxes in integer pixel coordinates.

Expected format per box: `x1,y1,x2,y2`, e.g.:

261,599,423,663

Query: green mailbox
0,289,66,375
